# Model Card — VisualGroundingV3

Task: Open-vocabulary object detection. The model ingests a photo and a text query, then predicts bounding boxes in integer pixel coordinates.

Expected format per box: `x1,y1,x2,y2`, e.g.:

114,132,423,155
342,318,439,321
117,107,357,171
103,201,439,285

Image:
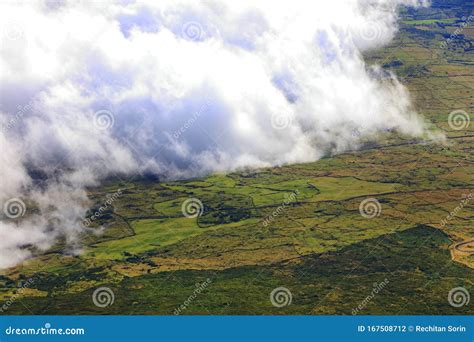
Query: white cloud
0,0,434,268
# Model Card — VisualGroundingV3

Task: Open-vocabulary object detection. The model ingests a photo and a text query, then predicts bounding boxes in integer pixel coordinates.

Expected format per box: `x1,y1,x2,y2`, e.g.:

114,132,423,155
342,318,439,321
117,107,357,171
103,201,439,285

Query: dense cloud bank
0,0,433,268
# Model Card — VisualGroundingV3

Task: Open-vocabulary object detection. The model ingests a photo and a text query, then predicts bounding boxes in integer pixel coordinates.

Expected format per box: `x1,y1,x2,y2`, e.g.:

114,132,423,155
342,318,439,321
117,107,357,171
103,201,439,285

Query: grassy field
0,1,472,315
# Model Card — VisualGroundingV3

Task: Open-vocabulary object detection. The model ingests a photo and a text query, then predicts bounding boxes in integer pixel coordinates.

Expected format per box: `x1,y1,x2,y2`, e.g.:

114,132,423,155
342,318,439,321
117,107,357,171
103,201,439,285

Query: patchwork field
0,1,472,315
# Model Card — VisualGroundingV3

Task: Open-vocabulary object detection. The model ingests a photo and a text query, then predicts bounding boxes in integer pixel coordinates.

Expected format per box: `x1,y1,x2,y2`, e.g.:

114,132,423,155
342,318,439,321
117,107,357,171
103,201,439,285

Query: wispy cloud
0,0,431,268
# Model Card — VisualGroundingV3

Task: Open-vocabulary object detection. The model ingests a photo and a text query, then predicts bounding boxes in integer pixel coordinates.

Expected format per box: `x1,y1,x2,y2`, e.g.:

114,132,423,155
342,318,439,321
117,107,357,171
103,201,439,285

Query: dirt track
454,240,474,253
